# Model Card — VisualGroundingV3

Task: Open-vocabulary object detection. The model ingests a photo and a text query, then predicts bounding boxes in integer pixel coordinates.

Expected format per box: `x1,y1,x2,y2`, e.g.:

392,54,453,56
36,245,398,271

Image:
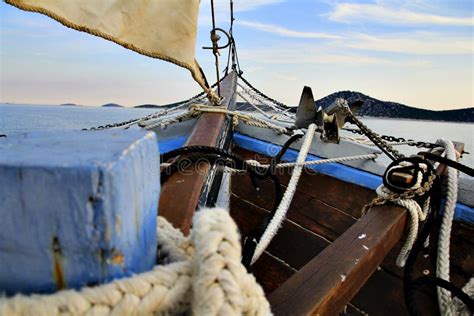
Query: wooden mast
158,72,237,235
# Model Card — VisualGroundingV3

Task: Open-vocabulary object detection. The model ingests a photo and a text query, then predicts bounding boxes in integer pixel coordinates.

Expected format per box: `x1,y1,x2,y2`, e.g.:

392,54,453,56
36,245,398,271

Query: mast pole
158,72,237,235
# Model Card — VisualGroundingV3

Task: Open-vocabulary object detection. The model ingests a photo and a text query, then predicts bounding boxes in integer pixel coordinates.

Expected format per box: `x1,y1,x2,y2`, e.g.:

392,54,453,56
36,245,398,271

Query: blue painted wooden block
0,130,160,295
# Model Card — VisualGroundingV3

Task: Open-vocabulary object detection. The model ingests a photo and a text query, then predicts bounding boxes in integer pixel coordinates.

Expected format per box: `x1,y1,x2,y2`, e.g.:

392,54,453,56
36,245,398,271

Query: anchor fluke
295,86,316,129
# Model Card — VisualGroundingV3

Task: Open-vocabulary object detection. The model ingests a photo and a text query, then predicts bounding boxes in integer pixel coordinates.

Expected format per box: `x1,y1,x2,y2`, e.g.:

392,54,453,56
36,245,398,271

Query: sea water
1,103,473,168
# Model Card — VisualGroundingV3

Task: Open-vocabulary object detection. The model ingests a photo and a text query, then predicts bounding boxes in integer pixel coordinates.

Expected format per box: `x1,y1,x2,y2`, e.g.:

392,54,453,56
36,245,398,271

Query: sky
0,0,473,110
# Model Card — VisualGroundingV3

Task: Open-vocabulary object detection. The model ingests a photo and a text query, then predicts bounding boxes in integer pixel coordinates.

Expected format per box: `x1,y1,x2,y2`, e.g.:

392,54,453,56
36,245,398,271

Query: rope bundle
0,208,271,316
368,140,473,314
369,158,435,267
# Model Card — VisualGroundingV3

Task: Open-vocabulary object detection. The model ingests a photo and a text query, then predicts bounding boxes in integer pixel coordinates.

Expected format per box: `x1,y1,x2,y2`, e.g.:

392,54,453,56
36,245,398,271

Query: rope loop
383,156,435,194
362,156,436,267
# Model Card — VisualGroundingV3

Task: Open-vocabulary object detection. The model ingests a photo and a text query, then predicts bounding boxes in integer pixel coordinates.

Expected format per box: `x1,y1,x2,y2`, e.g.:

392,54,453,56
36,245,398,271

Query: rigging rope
250,124,317,264
237,73,291,109
187,104,289,134
216,152,380,174
237,83,295,119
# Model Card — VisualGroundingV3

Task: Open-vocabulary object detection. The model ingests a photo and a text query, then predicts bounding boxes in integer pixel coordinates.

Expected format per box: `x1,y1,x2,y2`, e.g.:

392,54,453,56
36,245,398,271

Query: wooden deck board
268,204,407,315
229,147,473,315
231,174,356,241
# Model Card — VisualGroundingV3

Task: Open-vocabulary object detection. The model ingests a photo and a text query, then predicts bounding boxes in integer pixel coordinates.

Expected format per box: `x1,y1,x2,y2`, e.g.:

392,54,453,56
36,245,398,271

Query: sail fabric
6,0,212,94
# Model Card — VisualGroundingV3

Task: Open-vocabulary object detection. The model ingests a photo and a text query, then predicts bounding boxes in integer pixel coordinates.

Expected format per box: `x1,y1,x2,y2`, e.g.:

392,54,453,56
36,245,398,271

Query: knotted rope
363,158,435,267
364,140,473,314
0,208,271,316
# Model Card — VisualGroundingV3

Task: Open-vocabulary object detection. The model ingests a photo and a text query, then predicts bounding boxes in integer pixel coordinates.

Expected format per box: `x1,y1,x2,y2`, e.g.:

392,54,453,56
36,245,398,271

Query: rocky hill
102,103,123,108
310,91,473,123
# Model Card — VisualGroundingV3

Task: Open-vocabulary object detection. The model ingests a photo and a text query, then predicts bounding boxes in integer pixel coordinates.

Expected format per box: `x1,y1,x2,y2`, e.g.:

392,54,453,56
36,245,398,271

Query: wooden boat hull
229,146,473,315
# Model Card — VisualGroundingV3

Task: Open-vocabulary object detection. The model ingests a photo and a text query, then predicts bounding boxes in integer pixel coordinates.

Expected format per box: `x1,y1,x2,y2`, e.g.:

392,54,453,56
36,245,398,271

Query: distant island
55,90,472,123
102,103,123,108
60,103,81,107
284,91,473,123
135,104,161,108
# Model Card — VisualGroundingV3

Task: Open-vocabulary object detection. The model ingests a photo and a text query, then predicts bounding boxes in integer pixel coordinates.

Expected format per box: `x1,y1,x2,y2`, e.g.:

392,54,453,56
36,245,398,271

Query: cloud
238,45,432,67
237,20,472,56
328,3,474,26
345,33,473,55
238,20,341,39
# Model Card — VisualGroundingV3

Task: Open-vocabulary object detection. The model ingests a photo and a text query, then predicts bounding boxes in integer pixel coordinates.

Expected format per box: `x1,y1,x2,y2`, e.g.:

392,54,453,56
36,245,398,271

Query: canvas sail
5,0,213,96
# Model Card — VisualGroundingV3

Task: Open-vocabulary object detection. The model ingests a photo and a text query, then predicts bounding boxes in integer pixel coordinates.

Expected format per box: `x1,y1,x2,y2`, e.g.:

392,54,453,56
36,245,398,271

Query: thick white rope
376,161,430,267
435,139,474,316
0,208,271,316
376,185,429,267
371,140,473,313
251,124,317,264
191,209,271,315
250,153,379,169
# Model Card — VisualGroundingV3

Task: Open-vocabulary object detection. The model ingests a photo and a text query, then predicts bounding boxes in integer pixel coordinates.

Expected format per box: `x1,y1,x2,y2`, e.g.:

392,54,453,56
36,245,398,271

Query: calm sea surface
1,103,473,168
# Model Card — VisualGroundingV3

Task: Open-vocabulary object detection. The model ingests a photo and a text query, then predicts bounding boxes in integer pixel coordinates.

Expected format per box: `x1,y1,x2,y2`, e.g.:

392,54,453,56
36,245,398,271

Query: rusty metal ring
203,28,231,50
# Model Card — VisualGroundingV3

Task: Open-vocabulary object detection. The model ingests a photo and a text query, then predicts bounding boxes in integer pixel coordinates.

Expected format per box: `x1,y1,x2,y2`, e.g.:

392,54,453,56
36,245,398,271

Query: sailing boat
1,0,473,315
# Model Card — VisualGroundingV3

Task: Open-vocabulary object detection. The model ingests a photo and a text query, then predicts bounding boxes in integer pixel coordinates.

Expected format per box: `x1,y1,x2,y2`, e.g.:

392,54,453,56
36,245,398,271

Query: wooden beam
268,204,407,315
159,72,237,235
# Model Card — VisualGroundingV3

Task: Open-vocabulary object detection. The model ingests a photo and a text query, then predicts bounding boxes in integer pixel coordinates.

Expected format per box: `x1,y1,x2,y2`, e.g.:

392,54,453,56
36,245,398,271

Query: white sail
6,0,212,94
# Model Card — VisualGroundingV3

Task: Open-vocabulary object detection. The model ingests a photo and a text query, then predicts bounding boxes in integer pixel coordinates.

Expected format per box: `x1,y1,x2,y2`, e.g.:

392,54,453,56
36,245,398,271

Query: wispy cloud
238,20,341,39
328,3,474,26
239,45,431,67
344,33,473,55
238,20,472,56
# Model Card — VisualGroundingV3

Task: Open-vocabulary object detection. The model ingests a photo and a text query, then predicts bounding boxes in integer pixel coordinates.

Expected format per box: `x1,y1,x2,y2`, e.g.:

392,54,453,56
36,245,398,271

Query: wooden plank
268,204,407,315
350,269,437,316
232,146,376,218
231,172,356,241
159,72,237,234
251,252,296,295
229,194,329,270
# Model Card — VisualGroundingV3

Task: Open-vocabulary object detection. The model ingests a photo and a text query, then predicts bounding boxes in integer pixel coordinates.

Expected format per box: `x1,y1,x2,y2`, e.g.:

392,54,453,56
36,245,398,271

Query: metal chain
342,107,404,161
362,173,436,214
237,73,291,109
82,97,205,131
237,84,294,118
343,127,439,149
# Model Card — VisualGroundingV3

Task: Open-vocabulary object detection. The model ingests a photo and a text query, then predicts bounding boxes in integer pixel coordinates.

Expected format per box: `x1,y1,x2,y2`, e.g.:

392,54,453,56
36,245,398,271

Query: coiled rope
0,208,271,316
365,156,436,268
365,140,474,314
